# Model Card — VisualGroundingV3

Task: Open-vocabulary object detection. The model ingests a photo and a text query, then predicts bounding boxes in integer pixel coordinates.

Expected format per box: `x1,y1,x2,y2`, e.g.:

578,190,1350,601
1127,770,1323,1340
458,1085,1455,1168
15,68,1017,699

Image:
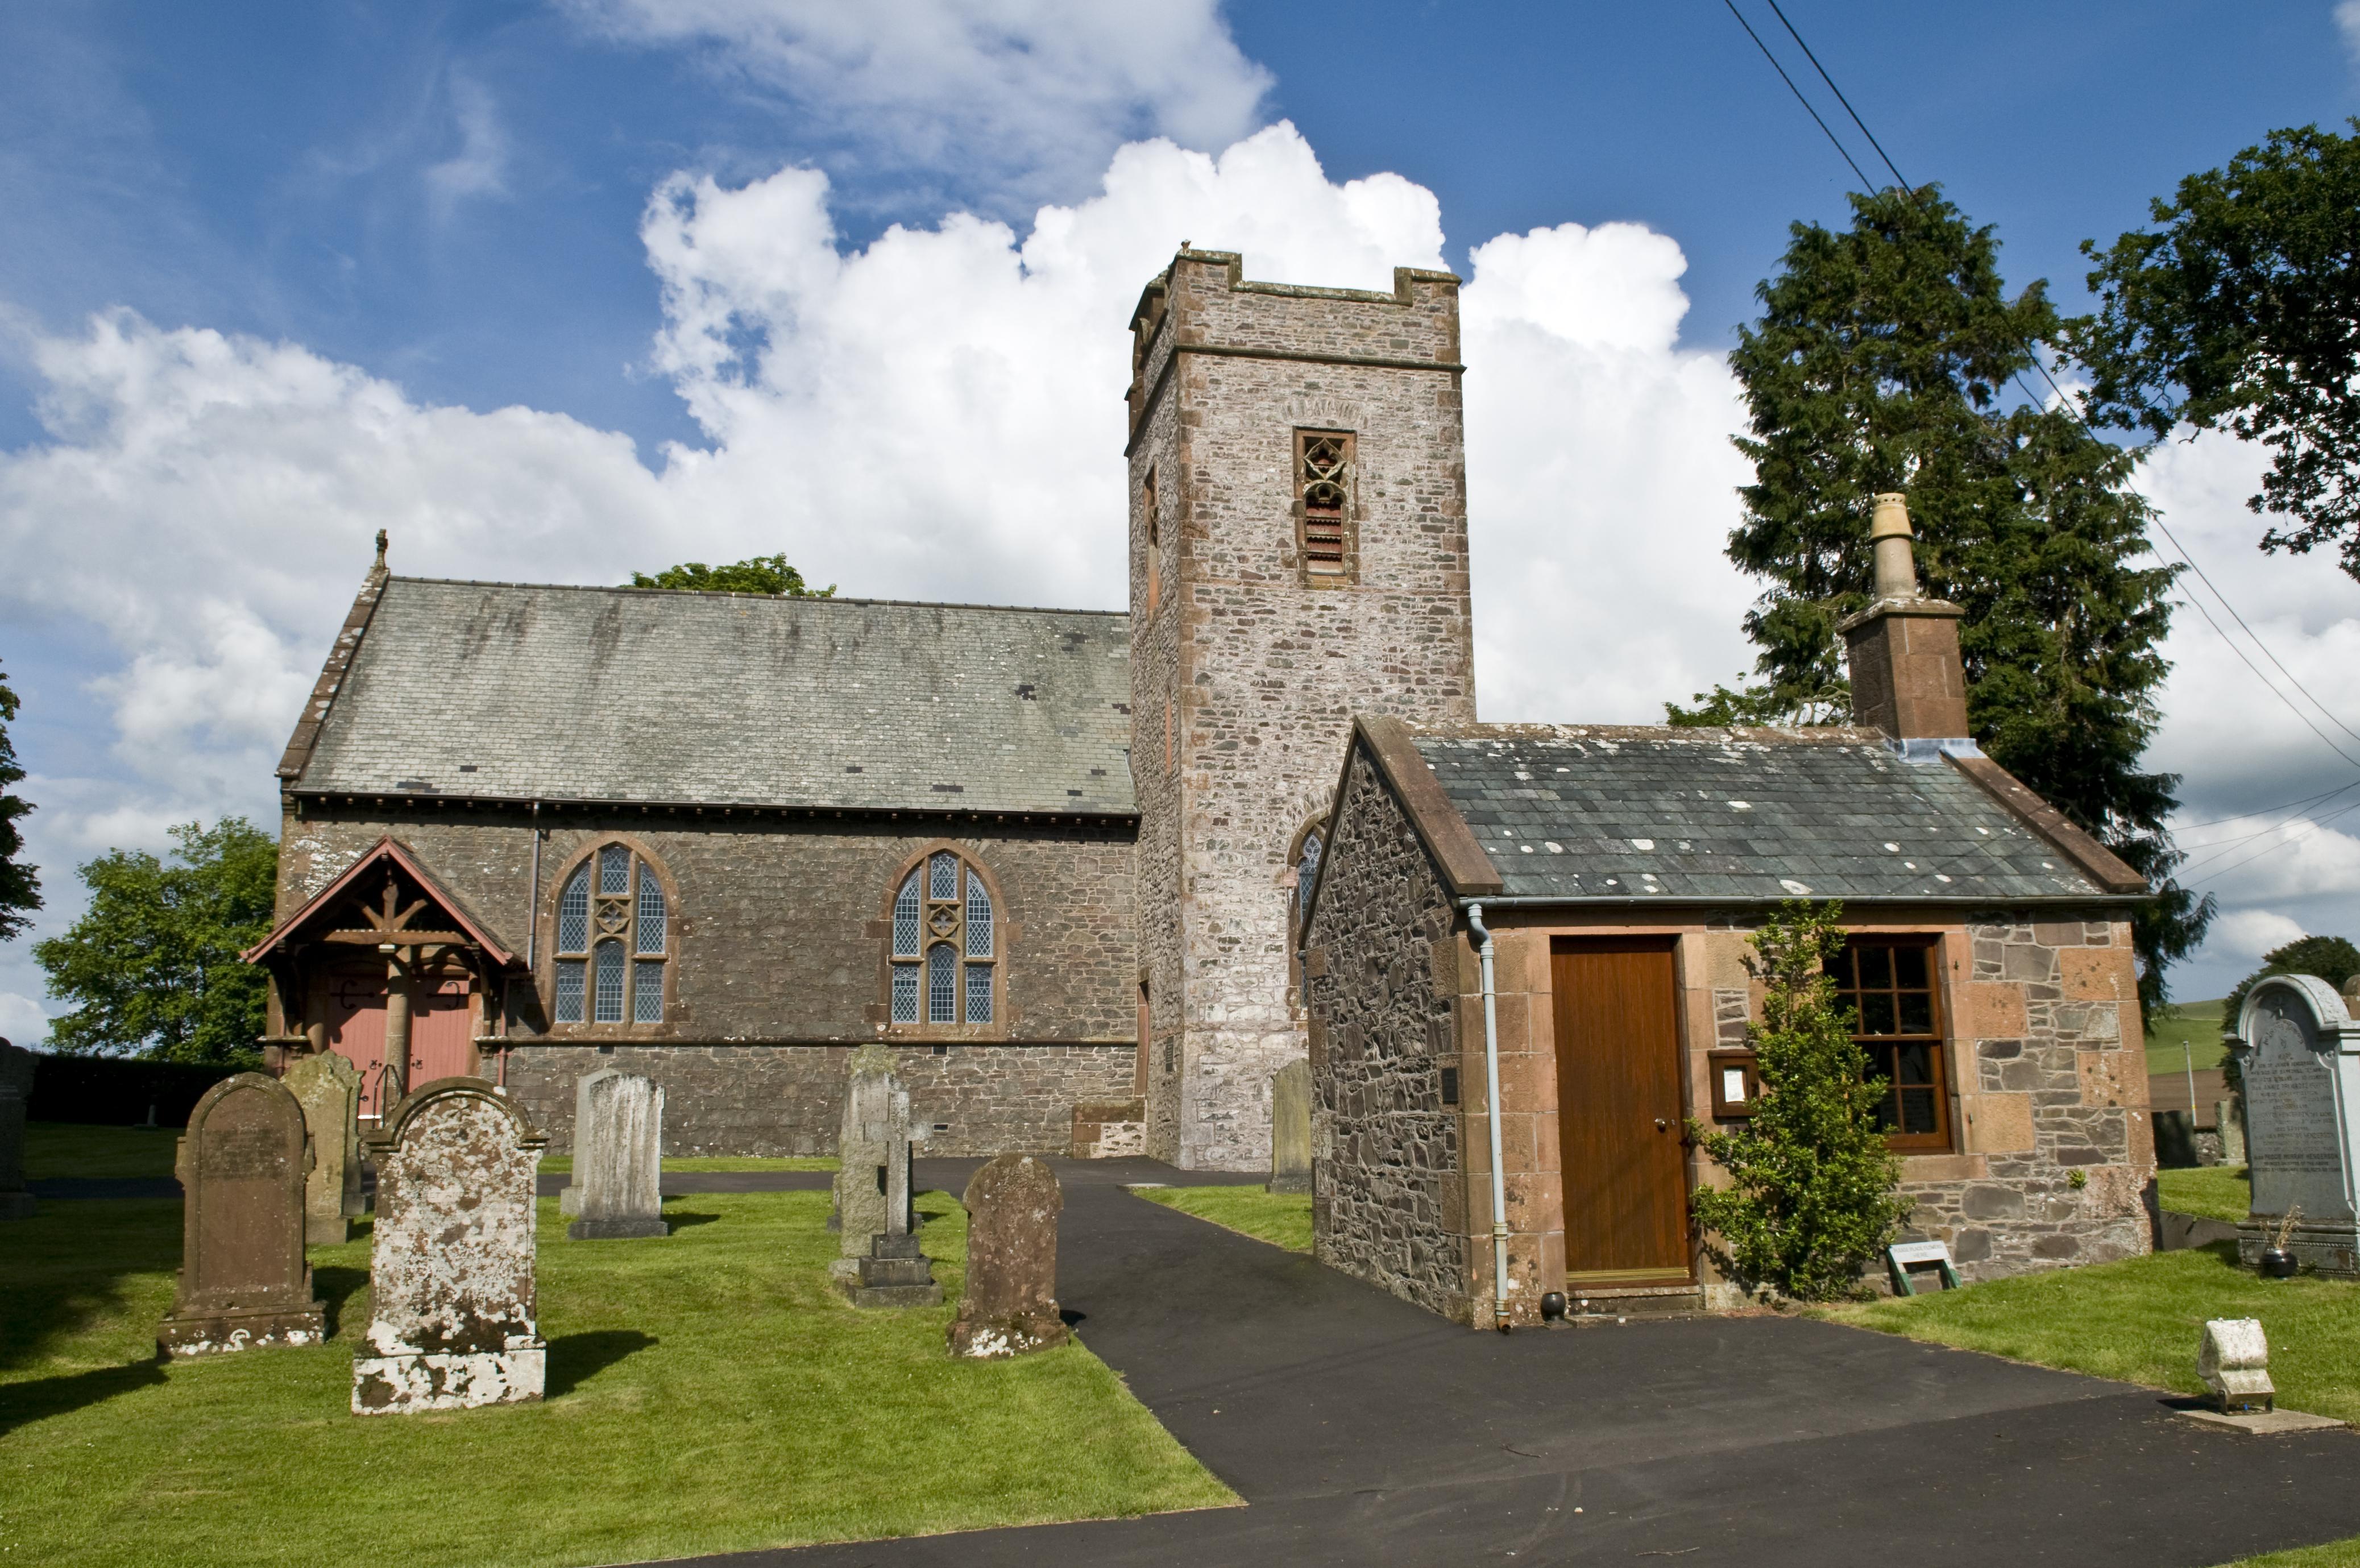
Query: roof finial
374,529,388,571
1869,492,1919,600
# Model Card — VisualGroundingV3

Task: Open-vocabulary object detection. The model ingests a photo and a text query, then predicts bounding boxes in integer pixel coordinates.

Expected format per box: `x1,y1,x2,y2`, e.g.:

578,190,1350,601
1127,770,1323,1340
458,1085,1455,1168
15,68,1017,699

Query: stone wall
276,804,1138,1152
1128,248,1478,1170
507,1042,1134,1158
1894,918,2154,1278
1302,744,1468,1320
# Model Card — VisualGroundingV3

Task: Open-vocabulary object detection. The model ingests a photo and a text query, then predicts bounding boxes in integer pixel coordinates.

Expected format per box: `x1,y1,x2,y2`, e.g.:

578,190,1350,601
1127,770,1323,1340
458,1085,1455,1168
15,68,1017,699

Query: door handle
1654,1118,1668,1131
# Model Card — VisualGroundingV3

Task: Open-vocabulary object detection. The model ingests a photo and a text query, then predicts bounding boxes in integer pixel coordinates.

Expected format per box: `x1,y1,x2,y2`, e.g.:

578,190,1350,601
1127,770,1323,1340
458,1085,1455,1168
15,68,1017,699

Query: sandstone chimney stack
1840,491,1971,744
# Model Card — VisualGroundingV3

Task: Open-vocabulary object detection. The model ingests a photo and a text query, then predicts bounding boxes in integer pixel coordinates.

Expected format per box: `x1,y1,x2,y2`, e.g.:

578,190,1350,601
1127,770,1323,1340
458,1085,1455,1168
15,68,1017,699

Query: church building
247,246,2157,1318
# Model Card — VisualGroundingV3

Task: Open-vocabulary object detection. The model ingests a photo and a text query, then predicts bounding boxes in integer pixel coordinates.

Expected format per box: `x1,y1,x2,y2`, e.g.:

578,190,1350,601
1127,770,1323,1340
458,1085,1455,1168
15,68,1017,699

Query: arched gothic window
553,842,670,1026
889,848,996,1027
1295,828,1325,930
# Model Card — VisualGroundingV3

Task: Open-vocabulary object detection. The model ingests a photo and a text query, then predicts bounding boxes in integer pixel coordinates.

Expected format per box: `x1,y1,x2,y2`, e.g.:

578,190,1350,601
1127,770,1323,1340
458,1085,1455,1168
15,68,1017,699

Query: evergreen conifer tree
1690,902,1910,1301
1672,186,2210,1013
0,661,38,941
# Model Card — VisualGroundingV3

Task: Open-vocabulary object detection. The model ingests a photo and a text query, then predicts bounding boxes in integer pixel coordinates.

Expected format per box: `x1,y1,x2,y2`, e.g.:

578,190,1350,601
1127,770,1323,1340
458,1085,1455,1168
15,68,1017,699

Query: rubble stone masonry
275,806,1137,1155
1128,249,1477,1170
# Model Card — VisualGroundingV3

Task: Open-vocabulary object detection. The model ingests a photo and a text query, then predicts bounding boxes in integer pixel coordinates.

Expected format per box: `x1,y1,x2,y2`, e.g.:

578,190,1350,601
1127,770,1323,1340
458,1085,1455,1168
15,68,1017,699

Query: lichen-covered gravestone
0,1039,34,1221
558,1067,613,1218
567,1071,666,1240
1268,1059,1312,1195
284,1052,363,1245
353,1079,548,1414
2231,975,2360,1277
831,1046,910,1279
156,1073,324,1356
948,1154,1067,1358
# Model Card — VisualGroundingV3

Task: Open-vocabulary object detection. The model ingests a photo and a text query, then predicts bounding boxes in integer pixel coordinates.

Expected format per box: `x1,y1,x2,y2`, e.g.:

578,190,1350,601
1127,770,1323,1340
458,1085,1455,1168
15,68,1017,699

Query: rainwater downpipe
1463,901,1512,1333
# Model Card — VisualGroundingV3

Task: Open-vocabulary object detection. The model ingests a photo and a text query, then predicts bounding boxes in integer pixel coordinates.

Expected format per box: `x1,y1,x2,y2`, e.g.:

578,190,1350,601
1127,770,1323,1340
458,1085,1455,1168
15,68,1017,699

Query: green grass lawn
2229,1542,2360,1567
538,1154,838,1174
1130,1185,1312,1254
2158,1164,2252,1223
1823,1242,2359,1424
0,1190,1233,1567
24,1122,181,1180
2146,997,2229,1077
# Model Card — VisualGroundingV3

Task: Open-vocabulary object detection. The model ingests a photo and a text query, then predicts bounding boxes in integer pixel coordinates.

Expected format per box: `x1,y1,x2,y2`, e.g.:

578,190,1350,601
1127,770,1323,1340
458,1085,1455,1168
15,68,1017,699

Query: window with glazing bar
552,843,670,1026
888,848,996,1028
1831,936,1950,1152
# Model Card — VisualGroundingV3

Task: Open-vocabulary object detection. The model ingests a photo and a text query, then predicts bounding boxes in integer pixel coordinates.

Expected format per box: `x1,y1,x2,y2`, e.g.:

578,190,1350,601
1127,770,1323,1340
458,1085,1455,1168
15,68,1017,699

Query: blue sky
4,0,2360,1027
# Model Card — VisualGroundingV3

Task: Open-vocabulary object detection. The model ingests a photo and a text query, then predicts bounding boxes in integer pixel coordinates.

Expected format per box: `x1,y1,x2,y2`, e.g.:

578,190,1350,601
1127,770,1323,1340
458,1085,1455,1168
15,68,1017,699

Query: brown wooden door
1552,938,1691,1283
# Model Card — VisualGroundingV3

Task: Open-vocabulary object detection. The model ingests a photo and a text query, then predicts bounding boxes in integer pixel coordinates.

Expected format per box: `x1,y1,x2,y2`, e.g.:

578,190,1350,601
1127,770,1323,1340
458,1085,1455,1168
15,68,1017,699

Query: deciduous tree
631,554,834,597
32,818,276,1063
2073,122,2360,578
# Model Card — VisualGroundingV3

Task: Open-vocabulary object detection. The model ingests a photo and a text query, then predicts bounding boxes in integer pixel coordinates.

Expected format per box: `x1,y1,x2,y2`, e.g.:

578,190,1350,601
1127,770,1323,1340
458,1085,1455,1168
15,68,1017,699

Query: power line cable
1719,0,2360,829
2173,776,2360,832
1718,0,1873,190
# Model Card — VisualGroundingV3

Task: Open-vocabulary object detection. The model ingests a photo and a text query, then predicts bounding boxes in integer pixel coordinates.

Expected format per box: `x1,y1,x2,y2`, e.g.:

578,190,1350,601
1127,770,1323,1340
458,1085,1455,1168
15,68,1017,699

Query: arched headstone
353,1078,548,1413
2231,976,2360,1277
948,1154,1066,1358
157,1073,323,1356
285,1052,363,1245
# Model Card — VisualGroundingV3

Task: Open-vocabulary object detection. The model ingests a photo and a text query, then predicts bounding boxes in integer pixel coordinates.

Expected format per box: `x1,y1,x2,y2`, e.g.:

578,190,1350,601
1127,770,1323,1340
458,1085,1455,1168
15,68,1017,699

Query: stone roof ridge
381,574,1130,622
1400,720,1892,748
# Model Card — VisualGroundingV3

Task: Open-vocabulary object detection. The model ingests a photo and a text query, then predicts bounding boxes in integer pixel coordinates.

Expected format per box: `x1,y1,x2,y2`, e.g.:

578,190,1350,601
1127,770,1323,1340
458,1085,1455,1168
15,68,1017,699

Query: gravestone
567,1071,666,1240
2230,975,2360,1278
948,1154,1067,1358
831,1046,913,1279
2216,1098,2247,1168
353,1078,548,1413
285,1052,363,1245
2199,1318,2273,1413
156,1073,324,1356
1268,1060,1312,1194
0,1039,34,1220
2151,1109,2200,1169
557,1068,613,1218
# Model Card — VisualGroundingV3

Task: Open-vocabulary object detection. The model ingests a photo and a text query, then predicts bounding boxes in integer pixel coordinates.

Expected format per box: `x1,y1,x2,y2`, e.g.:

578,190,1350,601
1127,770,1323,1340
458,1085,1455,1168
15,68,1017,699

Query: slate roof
1407,724,2119,903
293,578,1137,815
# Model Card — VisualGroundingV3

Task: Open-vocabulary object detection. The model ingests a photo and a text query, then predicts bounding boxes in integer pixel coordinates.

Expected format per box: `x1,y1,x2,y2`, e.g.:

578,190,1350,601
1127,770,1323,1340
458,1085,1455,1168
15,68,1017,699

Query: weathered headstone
567,1071,666,1240
831,1046,908,1278
2230,975,2360,1278
285,1052,363,1245
948,1154,1067,1358
0,1039,34,1220
1268,1060,1312,1195
2216,1098,2247,1168
353,1078,548,1414
2199,1318,2274,1412
557,1067,613,1218
156,1073,323,1356
2151,1109,2200,1169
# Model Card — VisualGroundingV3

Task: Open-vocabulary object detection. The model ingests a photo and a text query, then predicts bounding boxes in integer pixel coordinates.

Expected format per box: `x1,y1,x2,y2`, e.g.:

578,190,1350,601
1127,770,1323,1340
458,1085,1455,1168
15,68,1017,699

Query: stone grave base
352,1344,548,1414
157,1301,326,1358
0,1191,35,1221
558,1185,583,1217
569,1214,669,1240
2237,1220,2360,1279
305,1216,352,1246
840,1233,942,1309
948,1310,1068,1360
1267,1176,1310,1195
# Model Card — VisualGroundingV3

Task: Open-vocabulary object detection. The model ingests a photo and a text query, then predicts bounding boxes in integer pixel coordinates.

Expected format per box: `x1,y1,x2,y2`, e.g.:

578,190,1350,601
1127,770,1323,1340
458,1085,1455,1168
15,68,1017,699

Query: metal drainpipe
1465,901,1512,1333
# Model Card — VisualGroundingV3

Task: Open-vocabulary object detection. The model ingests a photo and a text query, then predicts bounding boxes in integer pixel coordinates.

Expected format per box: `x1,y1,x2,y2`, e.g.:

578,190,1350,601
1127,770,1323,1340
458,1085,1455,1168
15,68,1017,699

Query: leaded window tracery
1296,430,1354,578
887,849,997,1028
553,843,672,1026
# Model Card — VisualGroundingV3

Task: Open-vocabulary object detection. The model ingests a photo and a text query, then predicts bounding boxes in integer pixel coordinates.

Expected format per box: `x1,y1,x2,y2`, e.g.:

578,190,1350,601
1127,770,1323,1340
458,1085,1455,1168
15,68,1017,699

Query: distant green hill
2143,997,2227,1077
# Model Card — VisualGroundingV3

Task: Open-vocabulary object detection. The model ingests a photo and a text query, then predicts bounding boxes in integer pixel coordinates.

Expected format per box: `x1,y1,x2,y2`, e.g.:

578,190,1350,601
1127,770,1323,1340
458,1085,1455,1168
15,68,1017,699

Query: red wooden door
410,974,476,1084
1552,938,1692,1284
318,964,390,1116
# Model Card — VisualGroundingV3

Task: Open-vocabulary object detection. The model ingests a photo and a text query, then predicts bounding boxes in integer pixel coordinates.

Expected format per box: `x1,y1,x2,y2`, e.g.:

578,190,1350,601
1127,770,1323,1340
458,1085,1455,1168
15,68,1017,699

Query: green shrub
1690,901,1911,1301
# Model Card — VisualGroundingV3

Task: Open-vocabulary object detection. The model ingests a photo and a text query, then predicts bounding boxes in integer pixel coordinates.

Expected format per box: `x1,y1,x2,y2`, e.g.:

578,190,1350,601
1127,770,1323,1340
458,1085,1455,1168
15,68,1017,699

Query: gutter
1462,900,1513,1334
1447,893,2146,910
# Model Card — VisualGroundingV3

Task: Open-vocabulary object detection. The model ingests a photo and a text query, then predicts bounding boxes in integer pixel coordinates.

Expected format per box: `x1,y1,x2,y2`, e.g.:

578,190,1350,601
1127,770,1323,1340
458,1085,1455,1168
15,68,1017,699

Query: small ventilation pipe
1463,901,1512,1333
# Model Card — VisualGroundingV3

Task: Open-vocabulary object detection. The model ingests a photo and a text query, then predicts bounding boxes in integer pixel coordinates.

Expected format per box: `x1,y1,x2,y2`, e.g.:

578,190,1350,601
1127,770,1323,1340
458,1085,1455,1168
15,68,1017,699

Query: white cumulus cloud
560,0,1272,210
2209,907,2307,962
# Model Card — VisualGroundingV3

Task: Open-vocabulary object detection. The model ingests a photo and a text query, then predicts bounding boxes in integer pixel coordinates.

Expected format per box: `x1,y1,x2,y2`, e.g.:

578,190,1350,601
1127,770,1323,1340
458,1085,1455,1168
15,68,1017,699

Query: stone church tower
1125,248,1478,1169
